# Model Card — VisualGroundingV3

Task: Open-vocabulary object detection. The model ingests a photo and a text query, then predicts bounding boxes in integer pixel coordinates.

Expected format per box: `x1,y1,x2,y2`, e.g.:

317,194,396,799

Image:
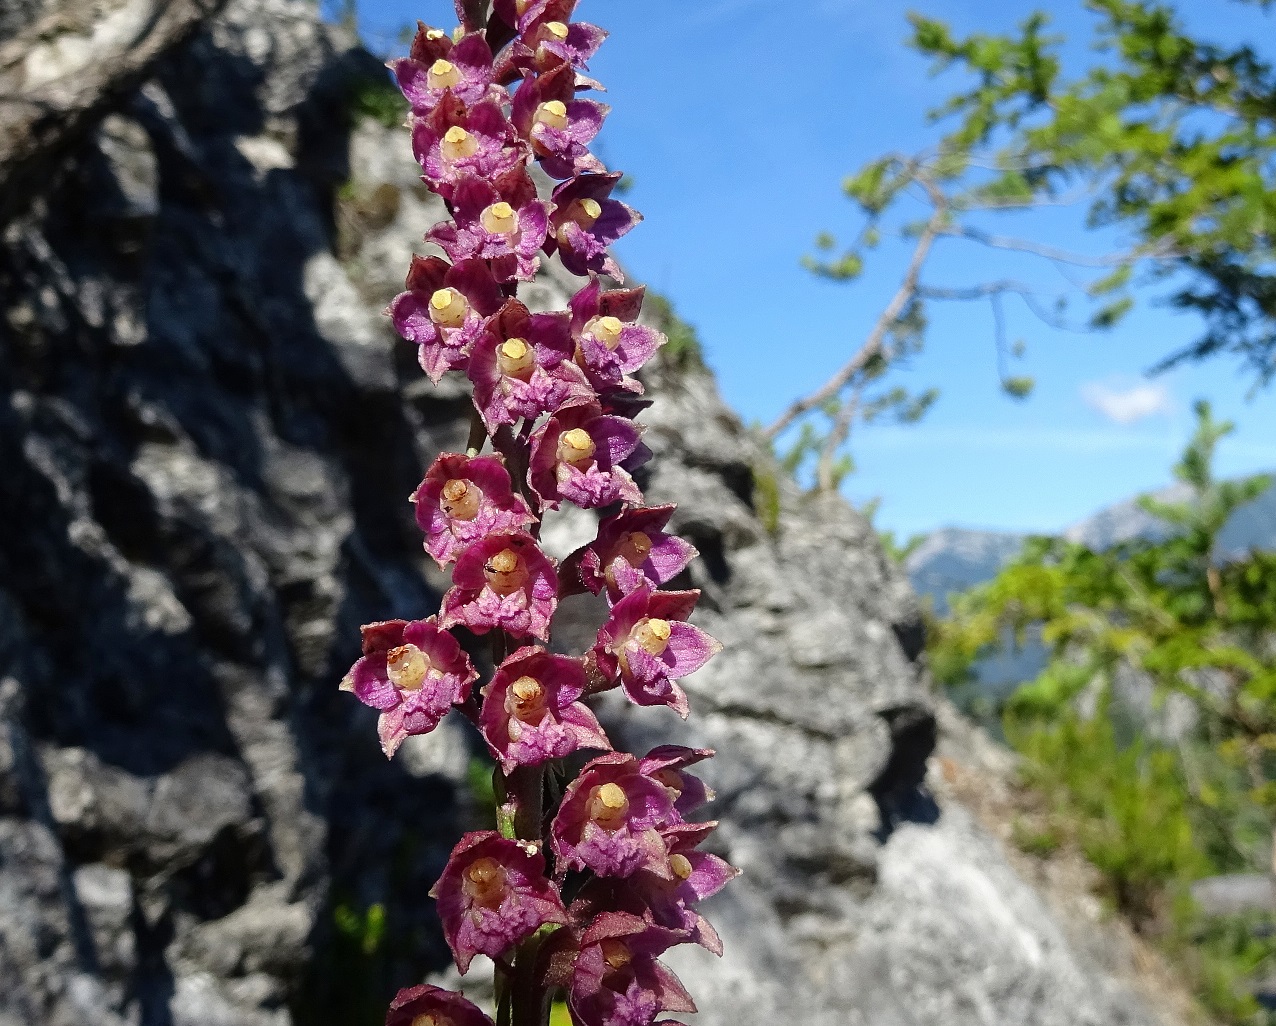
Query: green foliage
930,404,1276,1019
908,0,1276,381
752,464,783,537
642,291,705,369
879,528,927,565
347,71,409,130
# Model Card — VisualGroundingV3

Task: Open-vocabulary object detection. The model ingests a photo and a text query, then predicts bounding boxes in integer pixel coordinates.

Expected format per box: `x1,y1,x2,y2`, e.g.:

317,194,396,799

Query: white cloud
1080,379,1174,425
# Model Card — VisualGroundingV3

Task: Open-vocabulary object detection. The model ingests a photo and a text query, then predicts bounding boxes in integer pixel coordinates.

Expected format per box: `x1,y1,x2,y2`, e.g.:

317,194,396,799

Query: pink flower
439,533,559,641
574,823,739,957
528,400,645,510
340,618,478,758
428,169,550,283
562,505,697,600
568,913,696,1026
512,16,607,78
469,299,592,430
388,255,504,382
512,63,608,180
391,28,500,112
638,746,716,817
568,279,667,395
479,647,610,771
412,453,536,566
412,95,526,199
546,172,641,281
592,587,721,718
550,753,678,878
386,984,494,1026
430,831,568,972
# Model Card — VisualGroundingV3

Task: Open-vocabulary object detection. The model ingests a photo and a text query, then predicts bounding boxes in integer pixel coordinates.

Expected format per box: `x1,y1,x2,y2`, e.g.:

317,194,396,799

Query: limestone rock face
0,1,1185,1024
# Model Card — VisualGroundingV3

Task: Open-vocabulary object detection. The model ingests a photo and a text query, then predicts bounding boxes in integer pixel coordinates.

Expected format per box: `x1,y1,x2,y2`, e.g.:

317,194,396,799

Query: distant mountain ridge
906,473,1276,612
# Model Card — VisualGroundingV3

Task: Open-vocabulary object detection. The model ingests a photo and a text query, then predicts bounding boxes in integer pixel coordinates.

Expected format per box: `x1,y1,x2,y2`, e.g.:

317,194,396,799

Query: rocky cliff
0,1,1198,1024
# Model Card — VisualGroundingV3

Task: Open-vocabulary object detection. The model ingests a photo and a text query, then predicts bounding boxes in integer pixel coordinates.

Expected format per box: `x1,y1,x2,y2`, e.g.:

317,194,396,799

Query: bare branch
766,180,947,440
817,383,863,493
940,225,1149,267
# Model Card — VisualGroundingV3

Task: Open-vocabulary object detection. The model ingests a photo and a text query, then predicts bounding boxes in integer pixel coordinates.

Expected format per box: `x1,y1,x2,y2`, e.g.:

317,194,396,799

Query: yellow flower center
600,939,632,971
411,1015,445,1026
497,337,536,378
425,28,446,41
534,99,569,132
386,644,430,691
484,547,529,596
429,287,469,328
588,782,630,830
633,618,672,656
585,315,625,350
481,202,518,235
506,675,547,723
573,198,603,228
557,428,596,467
461,856,507,910
616,531,653,566
652,767,683,796
441,478,480,521
440,125,478,162
428,58,462,92
545,21,569,40
670,853,693,880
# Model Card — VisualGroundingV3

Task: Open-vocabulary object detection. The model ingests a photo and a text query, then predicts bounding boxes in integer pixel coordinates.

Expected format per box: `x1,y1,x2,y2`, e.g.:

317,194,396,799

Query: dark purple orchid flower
469,299,592,430
592,587,721,718
413,95,525,199
638,746,716,818
412,452,536,566
439,532,559,641
340,618,478,758
479,647,610,771
512,16,607,78
388,255,505,382
528,400,645,510
562,505,697,600
568,279,666,395
428,169,549,283
546,172,641,281
391,28,500,112
568,912,696,1026
430,831,568,972
550,753,679,879
387,984,495,1026
512,64,608,180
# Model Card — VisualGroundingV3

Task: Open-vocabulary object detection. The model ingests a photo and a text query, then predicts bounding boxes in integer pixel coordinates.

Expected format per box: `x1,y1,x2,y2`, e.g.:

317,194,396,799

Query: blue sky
357,0,1276,538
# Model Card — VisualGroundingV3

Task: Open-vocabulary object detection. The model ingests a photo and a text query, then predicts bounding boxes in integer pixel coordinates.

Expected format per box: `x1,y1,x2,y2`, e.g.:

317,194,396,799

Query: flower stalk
343,4,735,1025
